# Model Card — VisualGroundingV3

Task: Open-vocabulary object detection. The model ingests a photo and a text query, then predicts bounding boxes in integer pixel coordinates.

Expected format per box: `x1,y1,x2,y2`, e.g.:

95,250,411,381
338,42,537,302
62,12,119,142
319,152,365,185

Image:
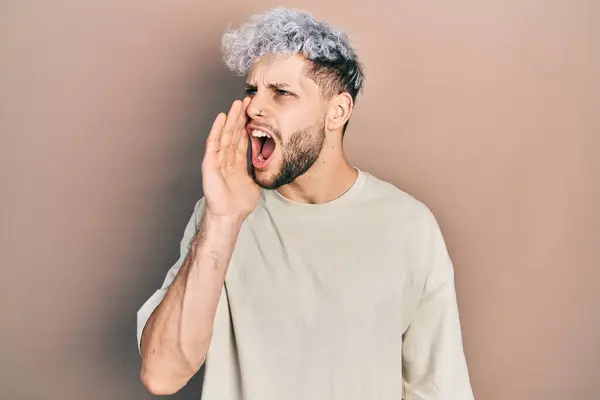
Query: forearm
140,212,242,394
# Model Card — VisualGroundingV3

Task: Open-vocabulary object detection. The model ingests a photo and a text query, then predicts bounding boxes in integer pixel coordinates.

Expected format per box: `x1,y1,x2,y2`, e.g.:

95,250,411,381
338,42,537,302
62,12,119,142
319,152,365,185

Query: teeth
251,129,269,138
257,154,265,161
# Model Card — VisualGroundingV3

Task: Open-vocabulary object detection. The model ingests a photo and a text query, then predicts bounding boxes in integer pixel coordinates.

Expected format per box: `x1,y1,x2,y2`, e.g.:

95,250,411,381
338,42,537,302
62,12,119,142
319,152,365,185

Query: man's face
244,54,329,189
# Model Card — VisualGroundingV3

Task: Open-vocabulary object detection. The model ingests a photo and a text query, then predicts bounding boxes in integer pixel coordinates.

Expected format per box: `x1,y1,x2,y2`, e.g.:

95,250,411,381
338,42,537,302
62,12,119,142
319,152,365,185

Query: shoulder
358,170,438,229
361,171,454,277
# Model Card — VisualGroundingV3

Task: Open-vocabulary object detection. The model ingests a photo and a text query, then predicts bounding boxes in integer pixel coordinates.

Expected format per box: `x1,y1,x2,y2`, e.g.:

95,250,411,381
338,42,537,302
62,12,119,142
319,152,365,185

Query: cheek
273,101,325,139
277,112,302,131
280,110,319,133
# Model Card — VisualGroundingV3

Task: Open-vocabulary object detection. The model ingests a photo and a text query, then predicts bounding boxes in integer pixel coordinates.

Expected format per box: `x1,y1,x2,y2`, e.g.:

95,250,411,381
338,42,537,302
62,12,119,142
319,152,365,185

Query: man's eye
277,90,291,96
244,89,256,96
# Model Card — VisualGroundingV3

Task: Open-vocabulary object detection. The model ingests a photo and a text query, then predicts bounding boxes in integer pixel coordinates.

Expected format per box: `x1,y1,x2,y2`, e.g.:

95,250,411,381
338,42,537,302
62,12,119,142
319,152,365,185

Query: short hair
221,7,365,105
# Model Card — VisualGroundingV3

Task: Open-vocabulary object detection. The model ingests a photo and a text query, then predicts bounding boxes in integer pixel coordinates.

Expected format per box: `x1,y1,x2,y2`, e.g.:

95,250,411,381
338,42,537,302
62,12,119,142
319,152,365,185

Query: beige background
1,0,599,399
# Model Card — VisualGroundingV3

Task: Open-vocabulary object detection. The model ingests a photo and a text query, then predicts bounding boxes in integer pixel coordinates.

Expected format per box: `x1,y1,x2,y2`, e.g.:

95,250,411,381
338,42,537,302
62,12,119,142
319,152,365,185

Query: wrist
202,210,245,233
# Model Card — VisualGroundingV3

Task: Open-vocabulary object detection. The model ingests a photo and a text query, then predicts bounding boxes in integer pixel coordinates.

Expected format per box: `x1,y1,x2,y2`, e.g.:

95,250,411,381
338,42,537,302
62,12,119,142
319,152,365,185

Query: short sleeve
401,211,474,399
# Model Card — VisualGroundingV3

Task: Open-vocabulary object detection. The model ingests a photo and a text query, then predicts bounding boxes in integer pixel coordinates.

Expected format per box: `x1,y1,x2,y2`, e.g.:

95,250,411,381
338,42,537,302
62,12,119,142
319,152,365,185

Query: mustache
247,120,282,141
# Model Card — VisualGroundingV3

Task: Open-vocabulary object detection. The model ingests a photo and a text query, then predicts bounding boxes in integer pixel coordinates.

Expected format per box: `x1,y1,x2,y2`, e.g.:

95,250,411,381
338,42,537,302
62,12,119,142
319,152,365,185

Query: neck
276,143,358,204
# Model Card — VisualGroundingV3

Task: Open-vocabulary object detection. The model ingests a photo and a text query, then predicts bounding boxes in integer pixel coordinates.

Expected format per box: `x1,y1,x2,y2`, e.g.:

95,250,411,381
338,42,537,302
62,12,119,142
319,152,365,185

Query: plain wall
1,0,598,399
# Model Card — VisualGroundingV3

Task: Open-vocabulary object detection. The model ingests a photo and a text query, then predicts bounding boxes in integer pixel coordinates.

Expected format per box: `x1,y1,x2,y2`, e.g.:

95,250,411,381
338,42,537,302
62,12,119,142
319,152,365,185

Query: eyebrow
245,82,294,91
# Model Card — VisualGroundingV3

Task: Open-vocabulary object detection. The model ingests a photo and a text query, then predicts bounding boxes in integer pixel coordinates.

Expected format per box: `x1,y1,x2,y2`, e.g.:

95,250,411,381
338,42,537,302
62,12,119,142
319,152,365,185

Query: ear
325,92,354,132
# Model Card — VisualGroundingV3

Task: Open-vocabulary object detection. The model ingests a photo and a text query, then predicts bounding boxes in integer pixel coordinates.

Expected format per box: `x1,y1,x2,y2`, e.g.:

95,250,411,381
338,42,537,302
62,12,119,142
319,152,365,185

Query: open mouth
248,127,277,168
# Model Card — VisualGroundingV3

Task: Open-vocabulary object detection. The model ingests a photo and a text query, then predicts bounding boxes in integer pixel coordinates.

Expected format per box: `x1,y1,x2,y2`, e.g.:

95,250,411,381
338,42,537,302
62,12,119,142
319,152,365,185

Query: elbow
140,365,185,396
138,339,207,395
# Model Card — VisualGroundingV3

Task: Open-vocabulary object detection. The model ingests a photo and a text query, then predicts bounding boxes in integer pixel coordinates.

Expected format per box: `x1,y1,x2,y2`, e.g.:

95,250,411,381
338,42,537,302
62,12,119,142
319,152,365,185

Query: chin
250,165,281,190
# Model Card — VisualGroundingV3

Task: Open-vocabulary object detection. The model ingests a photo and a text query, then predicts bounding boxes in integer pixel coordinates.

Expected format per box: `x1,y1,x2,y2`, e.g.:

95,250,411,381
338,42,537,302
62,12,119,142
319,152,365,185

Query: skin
245,53,358,203
139,53,358,395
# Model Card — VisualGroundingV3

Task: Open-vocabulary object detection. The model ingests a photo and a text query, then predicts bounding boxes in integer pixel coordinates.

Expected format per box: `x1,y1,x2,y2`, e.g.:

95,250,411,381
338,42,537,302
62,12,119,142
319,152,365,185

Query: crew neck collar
262,168,367,216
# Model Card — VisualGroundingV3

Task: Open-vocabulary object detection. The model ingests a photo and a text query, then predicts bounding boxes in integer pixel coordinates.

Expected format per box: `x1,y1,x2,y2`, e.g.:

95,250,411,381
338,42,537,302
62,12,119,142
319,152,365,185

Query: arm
137,199,243,395
137,97,258,395
402,212,475,400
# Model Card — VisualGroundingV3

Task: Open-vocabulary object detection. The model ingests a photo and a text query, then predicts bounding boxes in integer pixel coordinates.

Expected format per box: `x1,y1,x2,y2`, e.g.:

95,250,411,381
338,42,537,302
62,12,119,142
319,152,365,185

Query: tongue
261,137,275,159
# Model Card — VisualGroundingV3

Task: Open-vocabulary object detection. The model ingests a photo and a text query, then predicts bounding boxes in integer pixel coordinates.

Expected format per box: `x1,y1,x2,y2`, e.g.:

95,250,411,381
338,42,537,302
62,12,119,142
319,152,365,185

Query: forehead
246,54,318,93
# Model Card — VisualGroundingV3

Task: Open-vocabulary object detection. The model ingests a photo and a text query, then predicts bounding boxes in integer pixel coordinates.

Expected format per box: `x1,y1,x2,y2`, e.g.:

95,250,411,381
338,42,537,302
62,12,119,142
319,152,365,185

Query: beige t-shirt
137,169,474,400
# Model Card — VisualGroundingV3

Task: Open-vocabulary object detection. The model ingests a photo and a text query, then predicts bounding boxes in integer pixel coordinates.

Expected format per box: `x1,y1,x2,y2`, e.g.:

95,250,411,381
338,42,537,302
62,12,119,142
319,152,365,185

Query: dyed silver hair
221,7,364,99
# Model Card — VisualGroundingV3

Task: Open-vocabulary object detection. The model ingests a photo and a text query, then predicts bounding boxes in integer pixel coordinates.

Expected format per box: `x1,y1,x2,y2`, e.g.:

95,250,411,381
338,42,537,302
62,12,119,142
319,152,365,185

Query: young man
137,7,474,400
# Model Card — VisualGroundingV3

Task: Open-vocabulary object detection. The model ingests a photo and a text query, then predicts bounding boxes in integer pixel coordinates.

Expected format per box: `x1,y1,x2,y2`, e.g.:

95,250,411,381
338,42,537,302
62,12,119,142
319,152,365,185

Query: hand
201,98,260,222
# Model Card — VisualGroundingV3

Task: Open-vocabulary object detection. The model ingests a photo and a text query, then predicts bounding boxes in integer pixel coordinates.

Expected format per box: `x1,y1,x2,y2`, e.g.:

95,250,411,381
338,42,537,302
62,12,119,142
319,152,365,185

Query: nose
247,94,266,119
247,100,261,119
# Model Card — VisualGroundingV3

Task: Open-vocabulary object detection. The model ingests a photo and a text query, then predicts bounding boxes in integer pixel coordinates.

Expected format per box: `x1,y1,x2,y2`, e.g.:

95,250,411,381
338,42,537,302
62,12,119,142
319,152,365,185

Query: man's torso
200,170,431,400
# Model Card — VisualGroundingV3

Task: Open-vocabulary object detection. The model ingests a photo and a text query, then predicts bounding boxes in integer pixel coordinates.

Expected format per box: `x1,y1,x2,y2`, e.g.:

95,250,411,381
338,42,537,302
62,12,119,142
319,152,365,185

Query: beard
250,120,326,190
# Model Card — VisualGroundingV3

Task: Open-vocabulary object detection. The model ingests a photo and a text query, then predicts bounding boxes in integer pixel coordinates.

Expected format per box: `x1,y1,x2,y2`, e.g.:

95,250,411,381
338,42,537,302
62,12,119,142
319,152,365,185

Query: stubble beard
250,121,326,190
